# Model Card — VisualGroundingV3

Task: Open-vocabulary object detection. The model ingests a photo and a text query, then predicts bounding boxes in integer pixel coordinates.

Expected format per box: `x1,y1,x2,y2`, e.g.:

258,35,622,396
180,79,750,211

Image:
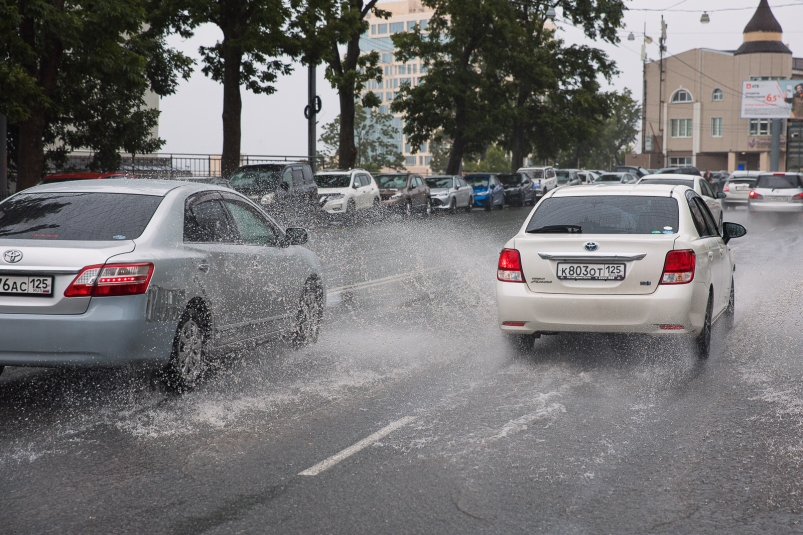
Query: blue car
465,174,505,211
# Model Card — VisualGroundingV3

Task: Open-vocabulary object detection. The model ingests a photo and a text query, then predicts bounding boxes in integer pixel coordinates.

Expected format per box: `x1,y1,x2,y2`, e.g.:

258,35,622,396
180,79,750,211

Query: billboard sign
741,80,803,119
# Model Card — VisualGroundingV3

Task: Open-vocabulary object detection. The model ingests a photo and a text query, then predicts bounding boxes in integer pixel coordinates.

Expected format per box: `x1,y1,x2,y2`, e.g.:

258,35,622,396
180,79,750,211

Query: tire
345,199,357,223
373,197,380,210
164,308,208,392
695,292,713,359
484,199,492,211
505,333,536,354
292,281,324,347
723,278,735,331
424,197,432,216
466,197,473,212
519,192,525,207
405,200,413,217
497,195,505,210
449,197,456,214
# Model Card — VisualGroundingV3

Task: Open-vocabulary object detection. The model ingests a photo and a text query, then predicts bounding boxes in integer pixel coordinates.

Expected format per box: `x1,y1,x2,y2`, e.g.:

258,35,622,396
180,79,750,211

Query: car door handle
198,262,210,273
708,251,714,259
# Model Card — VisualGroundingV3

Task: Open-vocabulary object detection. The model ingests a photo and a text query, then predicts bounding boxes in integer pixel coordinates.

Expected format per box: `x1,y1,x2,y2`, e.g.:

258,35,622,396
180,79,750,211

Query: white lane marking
299,416,417,476
328,268,439,295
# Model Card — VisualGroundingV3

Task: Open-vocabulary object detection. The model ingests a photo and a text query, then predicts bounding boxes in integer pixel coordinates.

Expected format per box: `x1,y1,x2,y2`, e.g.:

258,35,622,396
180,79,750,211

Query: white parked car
748,172,803,216
721,172,759,210
637,173,725,228
314,168,380,217
517,166,558,197
496,184,746,359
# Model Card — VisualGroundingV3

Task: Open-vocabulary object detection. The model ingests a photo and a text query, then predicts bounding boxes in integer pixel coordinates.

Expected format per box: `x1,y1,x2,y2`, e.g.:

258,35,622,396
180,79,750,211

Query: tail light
64,263,154,297
748,190,763,200
498,249,524,282
792,193,803,202
660,250,695,285
723,185,729,193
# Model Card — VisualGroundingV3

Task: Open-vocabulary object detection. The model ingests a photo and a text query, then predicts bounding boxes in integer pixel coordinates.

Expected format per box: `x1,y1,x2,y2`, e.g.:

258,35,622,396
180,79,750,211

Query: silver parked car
721,172,759,210
425,175,473,212
0,180,324,390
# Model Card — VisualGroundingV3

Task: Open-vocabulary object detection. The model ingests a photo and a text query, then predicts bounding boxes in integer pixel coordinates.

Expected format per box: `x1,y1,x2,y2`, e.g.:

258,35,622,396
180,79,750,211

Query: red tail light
64,263,154,297
498,249,524,282
660,250,695,285
748,190,763,200
792,193,803,202
723,185,729,192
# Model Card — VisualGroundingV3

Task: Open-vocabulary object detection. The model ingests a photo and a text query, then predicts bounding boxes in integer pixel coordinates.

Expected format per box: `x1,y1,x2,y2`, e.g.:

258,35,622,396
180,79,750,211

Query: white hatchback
495,184,747,358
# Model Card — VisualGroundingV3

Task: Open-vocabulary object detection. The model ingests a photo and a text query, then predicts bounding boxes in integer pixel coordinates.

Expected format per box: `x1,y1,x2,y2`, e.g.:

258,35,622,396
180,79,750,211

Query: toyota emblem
584,242,598,252
3,250,23,263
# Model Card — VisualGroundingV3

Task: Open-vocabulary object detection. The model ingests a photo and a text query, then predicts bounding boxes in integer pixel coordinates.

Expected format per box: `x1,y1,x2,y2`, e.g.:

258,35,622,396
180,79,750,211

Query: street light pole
308,63,317,173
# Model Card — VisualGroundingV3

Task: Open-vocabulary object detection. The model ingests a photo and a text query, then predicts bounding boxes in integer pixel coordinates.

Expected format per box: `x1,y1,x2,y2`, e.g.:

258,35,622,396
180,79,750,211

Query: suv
315,168,380,217
555,169,582,187
516,166,558,197
374,172,431,215
228,162,318,225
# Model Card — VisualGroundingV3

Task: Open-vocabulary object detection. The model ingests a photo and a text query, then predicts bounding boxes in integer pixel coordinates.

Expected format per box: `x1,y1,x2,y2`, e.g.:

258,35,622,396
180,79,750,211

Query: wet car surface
3,205,803,534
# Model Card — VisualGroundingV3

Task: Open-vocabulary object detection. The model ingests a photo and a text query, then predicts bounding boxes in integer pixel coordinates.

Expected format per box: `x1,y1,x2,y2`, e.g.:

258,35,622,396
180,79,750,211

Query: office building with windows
361,0,435,174
630,0,803,172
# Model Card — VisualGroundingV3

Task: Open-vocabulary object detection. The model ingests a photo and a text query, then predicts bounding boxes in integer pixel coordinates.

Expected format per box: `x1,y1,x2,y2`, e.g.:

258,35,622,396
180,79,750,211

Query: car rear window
526,195,679,235
597,174,622,182
756,174,803,189
0,192,163,240
639,178,694,187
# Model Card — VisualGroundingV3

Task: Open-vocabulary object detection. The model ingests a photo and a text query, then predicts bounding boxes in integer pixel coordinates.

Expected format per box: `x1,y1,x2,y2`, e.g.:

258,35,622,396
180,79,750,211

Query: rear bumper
0,295,176,368
748,202,803,213
496,281,706,335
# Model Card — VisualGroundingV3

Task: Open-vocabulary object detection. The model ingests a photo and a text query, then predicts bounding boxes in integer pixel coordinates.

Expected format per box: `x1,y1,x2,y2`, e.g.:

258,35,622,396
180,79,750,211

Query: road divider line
298,416,417,476
326,268,441,304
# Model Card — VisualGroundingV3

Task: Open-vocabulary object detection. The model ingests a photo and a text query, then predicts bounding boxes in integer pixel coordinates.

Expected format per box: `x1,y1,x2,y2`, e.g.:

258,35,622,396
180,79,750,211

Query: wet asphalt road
2,204,803,534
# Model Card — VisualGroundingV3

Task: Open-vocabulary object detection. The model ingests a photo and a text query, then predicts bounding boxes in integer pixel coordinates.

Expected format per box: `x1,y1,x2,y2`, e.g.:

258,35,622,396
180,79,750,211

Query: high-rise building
362,0,435,174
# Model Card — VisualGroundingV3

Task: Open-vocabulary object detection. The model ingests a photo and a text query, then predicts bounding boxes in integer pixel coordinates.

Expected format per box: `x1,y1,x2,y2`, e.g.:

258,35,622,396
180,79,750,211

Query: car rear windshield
555,171,571,183
756,174,803,189
229,166,282,192
315,174,352,188
374,175,408,188
497,173,522,186
639,178,694,187
526,195,679,235
597,174,622,182
0,192,163,241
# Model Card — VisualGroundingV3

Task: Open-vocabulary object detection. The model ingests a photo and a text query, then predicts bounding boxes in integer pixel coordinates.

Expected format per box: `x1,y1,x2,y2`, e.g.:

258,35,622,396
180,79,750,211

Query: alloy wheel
173,316,205,388
294,285,322,345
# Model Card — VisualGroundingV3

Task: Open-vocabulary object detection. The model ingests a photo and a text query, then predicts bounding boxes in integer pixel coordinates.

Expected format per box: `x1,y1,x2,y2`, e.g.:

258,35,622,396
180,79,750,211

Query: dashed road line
299,416,418,476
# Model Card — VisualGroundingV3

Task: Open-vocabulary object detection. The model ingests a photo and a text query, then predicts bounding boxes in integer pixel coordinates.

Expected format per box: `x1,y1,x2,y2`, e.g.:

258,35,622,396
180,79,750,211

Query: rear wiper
527,225,582,234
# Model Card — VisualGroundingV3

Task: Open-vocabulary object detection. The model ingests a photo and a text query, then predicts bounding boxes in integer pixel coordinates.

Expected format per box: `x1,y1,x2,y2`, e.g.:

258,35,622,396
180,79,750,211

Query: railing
55,151,324,178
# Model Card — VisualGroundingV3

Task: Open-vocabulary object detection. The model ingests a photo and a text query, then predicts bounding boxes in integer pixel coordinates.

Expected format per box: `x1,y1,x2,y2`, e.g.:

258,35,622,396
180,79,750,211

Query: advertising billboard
741,80,803,119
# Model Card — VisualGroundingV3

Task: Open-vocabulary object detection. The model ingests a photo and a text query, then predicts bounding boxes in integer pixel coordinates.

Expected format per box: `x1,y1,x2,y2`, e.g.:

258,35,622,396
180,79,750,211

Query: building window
405,156,416,166
425,156,432,165
407,20,417,31
671,89,693,103
381,53,392,63
750,75,786,81
712,88,723,101
399,77,411,86
420,20,428,30
670,118,692,138
385,91,393,101
711,117,723,137
377,23,387,34
421,64,428,73
669,157,692,166
420,143,427,153
390,22,404,33
412,64,417,74
749,119,771,136
379,105,389,114
371,25,376,35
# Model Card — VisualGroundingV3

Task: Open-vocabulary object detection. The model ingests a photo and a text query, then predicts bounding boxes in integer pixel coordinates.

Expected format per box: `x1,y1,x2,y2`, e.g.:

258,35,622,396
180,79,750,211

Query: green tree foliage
463,147,511,173
318,104,404,172
1,0,193,190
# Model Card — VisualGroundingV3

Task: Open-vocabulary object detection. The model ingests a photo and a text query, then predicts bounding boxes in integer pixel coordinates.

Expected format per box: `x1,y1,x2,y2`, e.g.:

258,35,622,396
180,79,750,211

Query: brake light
748,190,763,200
64,263,154,297
660,250,695,285
498,249,524,282
723,185,729,192
792,193,803,202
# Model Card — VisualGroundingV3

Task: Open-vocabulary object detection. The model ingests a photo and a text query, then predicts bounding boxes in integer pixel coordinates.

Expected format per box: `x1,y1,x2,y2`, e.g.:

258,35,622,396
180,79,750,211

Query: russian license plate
766,196,788,202
0,275,53,296
556,263,625,280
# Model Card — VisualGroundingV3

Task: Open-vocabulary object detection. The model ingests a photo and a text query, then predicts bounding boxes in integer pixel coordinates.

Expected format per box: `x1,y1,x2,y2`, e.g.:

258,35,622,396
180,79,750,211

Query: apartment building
361,0,435,174
630,0,803,172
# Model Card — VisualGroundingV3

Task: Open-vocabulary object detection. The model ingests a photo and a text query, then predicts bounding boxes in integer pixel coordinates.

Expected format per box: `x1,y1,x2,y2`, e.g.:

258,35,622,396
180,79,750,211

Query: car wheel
484,199,491,211
695,292,713,359
0,365,4,377
424,197,432,216
505,333,536,354
345,199,357,223
518,192,525,207
164,308,208,392
405,200,413,217
498,195,505,210
723,278,735,331
292,280,324,347
373,197,380,210
466,197,473,212
718,212,723,230
449,197,456,214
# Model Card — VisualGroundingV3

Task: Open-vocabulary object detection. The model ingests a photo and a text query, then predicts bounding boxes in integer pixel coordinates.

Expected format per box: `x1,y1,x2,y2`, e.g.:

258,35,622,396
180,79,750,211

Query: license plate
766,196,788,202
0,275,53,296
556,263,625,280
734,186,749,191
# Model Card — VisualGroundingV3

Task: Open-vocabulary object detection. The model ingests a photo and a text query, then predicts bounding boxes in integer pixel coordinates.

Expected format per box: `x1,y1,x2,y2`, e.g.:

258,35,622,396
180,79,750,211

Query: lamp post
0,113,7,199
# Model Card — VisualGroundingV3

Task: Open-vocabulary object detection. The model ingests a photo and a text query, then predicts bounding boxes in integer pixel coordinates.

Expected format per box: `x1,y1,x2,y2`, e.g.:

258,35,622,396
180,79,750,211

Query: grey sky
159,0,803,156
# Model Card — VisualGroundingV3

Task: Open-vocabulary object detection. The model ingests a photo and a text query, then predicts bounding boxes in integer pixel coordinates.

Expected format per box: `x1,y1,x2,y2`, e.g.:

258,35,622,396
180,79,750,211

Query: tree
427,133,451,174
173,0,294,177
2,0,193,190
462,146,511,173
318,104,404,172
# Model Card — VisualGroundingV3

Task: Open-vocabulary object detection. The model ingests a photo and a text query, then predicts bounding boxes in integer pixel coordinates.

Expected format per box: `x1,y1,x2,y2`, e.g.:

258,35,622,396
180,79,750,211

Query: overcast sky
159,0,803,156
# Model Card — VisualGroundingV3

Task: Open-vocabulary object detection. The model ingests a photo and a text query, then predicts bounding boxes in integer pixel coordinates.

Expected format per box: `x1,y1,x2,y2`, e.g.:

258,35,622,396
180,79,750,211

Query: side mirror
285,227,308,246
352,182,359,189
722,222,747,244
716,192,726,199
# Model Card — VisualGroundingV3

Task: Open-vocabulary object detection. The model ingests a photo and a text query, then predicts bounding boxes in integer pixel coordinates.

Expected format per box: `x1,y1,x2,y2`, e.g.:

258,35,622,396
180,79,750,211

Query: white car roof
22,178,217,196
549,183,692,198
640,173,698,181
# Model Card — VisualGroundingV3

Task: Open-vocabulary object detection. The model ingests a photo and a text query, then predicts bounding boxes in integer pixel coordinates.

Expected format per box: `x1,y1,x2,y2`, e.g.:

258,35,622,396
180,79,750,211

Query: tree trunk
338,87,357,168
17,115,47,191
221,40,243,178
510,84,530,172
445,135,465,175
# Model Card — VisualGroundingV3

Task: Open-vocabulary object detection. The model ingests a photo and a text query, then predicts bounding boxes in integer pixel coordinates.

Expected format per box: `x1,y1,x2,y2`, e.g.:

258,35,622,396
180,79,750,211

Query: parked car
465,173,505,211
655,166,701,176
498,172,537,206
748,172,803,217
228,162,318,226
637,173,725,228
721,172,759,210
555,169,582,187
374,172,431,215
315,168,380,218
517,166,558,197
41,171,132,183
166,176,233,188
496,184,746,359
595,172,639,184
0,180,324,390
614,165,650,178
577,170,599,184
425,175,473,212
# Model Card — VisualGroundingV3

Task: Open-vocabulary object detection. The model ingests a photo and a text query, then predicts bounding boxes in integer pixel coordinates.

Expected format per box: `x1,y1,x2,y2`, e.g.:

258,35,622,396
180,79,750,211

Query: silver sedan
425,175,473,212
0,180,324,390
